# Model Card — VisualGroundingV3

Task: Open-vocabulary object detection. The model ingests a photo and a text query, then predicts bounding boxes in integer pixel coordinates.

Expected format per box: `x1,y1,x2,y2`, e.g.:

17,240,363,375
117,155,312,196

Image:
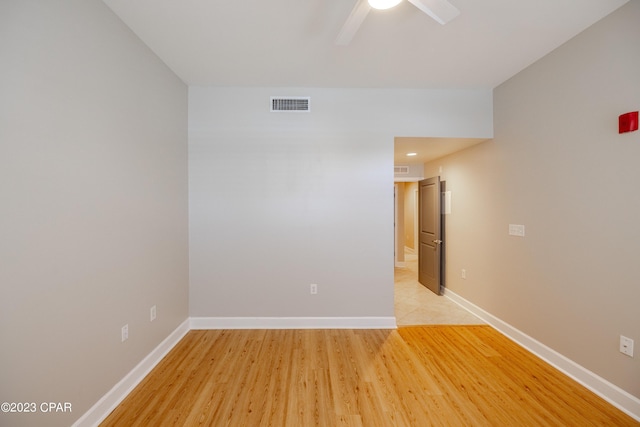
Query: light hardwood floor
100,326,638,426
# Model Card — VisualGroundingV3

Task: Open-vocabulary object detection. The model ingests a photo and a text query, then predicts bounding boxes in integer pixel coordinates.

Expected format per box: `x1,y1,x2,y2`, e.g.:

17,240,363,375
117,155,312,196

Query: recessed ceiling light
406,152,417,157
368,0,402,10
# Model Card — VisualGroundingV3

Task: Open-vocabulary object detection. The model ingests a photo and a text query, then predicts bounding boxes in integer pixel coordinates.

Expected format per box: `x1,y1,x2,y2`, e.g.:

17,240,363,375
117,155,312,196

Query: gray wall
5,0,636,423
426,1,640,399
188,87,492,319
0,1,189,426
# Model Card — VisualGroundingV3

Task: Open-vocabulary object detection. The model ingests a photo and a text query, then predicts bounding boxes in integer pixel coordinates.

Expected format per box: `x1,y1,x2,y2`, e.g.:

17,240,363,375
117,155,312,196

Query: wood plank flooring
100,326,639,426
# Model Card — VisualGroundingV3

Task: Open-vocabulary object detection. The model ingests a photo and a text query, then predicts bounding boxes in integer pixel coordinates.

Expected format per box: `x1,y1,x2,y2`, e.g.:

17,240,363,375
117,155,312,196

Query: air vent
394,166,410,175
270,96,310,112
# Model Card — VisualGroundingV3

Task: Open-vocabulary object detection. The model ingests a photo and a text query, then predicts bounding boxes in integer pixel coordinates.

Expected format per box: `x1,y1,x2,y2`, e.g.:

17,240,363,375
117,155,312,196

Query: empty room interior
1,0,639,426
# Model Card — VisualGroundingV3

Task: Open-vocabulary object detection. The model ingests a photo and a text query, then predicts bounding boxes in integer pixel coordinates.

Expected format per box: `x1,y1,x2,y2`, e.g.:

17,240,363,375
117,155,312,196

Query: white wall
0,1,189,426
189,87,492,319
403,181,419,250
426,0,640,403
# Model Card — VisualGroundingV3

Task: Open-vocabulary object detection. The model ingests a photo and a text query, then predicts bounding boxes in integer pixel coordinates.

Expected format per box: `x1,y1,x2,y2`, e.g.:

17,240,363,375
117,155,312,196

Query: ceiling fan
336,0,460,45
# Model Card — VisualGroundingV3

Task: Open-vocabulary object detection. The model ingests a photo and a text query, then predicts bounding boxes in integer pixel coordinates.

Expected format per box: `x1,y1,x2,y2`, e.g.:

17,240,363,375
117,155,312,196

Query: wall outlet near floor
150,305,157,322
310,283,318,295
121,324,129,342
461,269,467,279
620,335,634,357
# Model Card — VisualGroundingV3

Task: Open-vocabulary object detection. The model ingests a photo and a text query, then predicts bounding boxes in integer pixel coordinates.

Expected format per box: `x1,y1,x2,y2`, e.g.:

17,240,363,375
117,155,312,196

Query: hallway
395,249,484,326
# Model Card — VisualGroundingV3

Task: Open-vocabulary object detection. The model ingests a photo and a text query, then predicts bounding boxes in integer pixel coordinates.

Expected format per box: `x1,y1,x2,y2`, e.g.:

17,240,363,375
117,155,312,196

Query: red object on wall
619,111,639,134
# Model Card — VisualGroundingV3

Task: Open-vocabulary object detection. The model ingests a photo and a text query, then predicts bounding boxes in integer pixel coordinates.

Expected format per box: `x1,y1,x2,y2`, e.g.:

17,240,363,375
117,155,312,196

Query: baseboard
190,316,397,330
72,318,191,427
444,289,640,422
73,316,394,426
75,306,640,425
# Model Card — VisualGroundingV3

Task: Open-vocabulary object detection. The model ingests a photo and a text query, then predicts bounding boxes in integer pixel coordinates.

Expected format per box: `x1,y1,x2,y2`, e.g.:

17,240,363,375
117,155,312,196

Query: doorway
393,179,481,325
393,137,488,325
394,178,443,295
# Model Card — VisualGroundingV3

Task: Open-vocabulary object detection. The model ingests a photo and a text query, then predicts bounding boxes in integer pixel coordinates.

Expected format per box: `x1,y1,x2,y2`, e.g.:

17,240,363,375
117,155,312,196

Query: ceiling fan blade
406,0,460,25
335,0,371,46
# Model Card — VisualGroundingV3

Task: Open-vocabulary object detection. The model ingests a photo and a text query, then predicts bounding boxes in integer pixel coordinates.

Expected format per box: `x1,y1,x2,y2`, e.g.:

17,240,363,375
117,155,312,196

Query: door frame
414,188,419,253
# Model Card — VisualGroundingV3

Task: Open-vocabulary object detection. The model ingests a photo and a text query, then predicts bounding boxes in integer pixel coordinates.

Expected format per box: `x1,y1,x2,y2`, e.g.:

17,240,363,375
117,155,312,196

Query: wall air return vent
270,96,310,112
394,166,410,175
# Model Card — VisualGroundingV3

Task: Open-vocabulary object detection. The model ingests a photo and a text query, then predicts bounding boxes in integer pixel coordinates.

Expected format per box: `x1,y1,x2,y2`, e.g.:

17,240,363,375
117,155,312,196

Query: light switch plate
509,224,525,237
442,191,452,215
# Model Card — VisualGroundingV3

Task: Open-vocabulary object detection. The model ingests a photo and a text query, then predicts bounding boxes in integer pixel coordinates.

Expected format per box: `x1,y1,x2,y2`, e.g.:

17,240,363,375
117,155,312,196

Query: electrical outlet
150,305,157,322
310,283,318,295
121,324,129,342
461,269,466,279
620,335,634,357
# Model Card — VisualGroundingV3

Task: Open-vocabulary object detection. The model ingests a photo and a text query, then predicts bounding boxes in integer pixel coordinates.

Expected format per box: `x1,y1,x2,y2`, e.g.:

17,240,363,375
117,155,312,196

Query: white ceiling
100,0,628,164
102,0,627,89
395,137,488,165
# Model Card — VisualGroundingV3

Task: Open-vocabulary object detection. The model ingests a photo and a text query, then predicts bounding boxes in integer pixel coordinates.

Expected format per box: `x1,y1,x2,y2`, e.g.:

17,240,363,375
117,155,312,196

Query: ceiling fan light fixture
368,0,402,10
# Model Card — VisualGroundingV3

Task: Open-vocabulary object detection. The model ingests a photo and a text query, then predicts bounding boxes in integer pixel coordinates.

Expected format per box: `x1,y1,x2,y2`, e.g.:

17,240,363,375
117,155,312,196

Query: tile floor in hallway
395,249,484,326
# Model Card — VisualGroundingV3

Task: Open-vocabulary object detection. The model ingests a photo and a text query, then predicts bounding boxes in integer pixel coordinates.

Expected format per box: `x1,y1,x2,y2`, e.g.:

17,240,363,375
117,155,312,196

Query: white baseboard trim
190,316,397,330
72,319,191,427
75,307,639,425
444,289,640,422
